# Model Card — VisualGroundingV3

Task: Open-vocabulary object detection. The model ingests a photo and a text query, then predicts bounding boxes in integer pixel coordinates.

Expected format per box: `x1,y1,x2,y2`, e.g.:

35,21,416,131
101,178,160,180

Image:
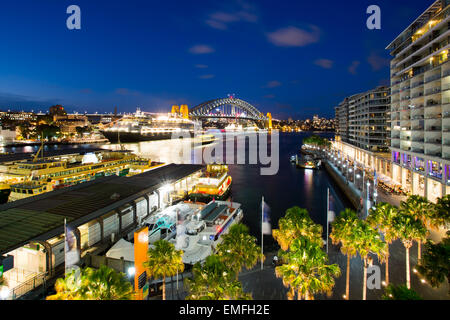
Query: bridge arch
190,98,267,121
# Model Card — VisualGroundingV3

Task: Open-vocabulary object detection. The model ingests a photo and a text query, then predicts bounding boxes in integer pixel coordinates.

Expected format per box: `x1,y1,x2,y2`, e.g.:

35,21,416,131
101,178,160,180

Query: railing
10,272,47,300
411,81,424,89
412,92,424,98
425,74,442,84
425,88,441,96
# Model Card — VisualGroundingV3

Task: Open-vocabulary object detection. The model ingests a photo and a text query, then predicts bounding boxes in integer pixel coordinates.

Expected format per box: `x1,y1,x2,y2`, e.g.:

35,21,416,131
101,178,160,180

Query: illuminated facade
386,0,450,202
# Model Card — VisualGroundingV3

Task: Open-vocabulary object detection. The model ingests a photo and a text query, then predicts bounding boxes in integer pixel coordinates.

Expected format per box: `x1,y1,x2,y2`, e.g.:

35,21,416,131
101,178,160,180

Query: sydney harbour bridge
186,97,272,128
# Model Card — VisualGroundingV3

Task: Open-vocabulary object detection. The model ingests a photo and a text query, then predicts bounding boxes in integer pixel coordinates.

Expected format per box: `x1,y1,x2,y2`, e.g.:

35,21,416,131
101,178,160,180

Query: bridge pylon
266,113,273,129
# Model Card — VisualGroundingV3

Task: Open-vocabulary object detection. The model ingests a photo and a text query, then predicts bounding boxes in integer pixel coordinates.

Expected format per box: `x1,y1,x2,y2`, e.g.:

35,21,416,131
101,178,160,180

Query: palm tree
393,212,428,289
354,219,386,300
382,284,422,300
185,255,252,300
143,240,184,300
46,265,133,300
367,202,399,285
78,265,134,300
216,224,263,278
275,237,341,300
272,207,323,250
400,195,432,260
416,231,450,295
329,208,360,300
46,268,83,300
430,195,450,230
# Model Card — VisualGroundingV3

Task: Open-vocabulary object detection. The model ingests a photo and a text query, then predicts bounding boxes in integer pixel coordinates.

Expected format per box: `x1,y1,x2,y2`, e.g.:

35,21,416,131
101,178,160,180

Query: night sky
0,0,432,119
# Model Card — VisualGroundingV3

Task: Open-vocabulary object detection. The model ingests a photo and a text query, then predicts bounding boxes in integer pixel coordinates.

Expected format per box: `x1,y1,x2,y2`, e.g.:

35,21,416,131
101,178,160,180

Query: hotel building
334,86,392,179
386,0,450,202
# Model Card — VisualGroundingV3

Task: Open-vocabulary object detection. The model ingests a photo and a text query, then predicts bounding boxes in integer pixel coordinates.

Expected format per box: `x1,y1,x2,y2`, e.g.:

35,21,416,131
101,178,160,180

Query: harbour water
3,132,352,252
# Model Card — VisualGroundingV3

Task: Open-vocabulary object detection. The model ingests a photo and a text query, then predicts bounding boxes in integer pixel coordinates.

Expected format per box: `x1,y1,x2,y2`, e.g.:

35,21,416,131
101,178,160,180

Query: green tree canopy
216,224,263,277
382,284,422,300
416,231,450,295
273,207,323,251
46,265,134,300
185,255,252,300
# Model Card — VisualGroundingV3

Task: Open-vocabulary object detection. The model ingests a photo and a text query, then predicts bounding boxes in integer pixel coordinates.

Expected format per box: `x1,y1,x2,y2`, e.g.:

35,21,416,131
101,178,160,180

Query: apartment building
386,0,450,202
334,87,392,179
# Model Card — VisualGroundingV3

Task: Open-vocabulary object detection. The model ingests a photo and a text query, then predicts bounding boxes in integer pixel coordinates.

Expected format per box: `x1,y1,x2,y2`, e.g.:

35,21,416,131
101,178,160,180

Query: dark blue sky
0,0,432,119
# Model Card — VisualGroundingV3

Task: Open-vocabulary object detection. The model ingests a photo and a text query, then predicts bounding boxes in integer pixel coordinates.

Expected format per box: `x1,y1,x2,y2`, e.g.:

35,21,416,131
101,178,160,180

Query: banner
64,219,80,273
262,200,272,235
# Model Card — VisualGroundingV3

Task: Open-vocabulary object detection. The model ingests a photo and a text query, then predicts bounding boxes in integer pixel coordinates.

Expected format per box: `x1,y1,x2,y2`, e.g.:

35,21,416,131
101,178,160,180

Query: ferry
2,147,164,202
296,156,322,170
188,164,232,203
100,108,196,143
173,200,244,265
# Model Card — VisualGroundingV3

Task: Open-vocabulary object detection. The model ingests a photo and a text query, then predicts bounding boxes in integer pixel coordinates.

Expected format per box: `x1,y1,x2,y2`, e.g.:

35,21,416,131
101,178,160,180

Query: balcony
425,150,442,158
425,126,442,132
411,148,424,154
412,137,424,143
411,92,424,99
425,139,442,145
425,74,441,84
425,87,441,96
426,99,440,107
411,81,424,89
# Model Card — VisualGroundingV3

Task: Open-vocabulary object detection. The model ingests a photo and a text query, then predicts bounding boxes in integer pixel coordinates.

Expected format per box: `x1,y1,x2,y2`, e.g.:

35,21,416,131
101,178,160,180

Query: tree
367,202,399,285
272,207,323,251
46,265,133,300
382,284,422,300
77,265,134,300
354,220,386,300
393,212,428,289
216,224,263,278
275,237,340,300
430,195,450,230
400,195,432,260
185,255,252,300
329,208,360,300
416,231,450,295
143,240,184,300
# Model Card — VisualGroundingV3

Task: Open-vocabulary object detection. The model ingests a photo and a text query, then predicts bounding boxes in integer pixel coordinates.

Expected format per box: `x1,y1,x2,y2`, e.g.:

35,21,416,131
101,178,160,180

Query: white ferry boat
142,200,243,265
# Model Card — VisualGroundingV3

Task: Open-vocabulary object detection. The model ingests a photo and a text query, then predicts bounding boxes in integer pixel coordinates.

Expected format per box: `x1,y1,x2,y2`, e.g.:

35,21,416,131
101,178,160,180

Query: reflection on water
4,132,352,251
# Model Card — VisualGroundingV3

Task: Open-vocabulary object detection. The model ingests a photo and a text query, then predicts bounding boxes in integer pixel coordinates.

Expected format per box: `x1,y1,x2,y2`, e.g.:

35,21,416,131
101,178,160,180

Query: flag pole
64,218,67,274
261,196,264,271
326,189,329,254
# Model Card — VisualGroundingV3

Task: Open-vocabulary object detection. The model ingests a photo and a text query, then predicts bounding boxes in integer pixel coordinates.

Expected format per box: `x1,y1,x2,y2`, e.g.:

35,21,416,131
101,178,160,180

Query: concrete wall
323,161,359,210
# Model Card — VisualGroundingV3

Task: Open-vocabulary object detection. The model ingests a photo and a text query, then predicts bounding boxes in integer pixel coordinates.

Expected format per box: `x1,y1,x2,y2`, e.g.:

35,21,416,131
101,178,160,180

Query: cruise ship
100,108,197,143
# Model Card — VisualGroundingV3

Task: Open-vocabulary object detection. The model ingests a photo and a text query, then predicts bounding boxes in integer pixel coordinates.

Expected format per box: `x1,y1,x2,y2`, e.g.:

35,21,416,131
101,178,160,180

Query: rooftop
0,163,203,255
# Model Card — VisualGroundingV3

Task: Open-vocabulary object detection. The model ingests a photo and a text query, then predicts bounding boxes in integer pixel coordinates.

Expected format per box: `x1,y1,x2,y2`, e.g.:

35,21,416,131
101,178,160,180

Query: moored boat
188,164,232,203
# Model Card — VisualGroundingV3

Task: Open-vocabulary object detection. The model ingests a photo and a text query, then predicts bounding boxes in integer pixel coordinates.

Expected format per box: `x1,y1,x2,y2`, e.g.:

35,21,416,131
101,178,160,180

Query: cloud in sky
195,64,208,69
367,52,390,71
264,94,275,99
115,88,140,96
263,80,282,88
199,74,215,79
206,1,258,30
314,59,333,69
189,45,215,54
348,61,360,75
267,26,320,47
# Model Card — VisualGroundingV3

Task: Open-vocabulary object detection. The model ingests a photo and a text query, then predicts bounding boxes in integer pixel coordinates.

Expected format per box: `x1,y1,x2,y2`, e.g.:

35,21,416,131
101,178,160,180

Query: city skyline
0,0,431,119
